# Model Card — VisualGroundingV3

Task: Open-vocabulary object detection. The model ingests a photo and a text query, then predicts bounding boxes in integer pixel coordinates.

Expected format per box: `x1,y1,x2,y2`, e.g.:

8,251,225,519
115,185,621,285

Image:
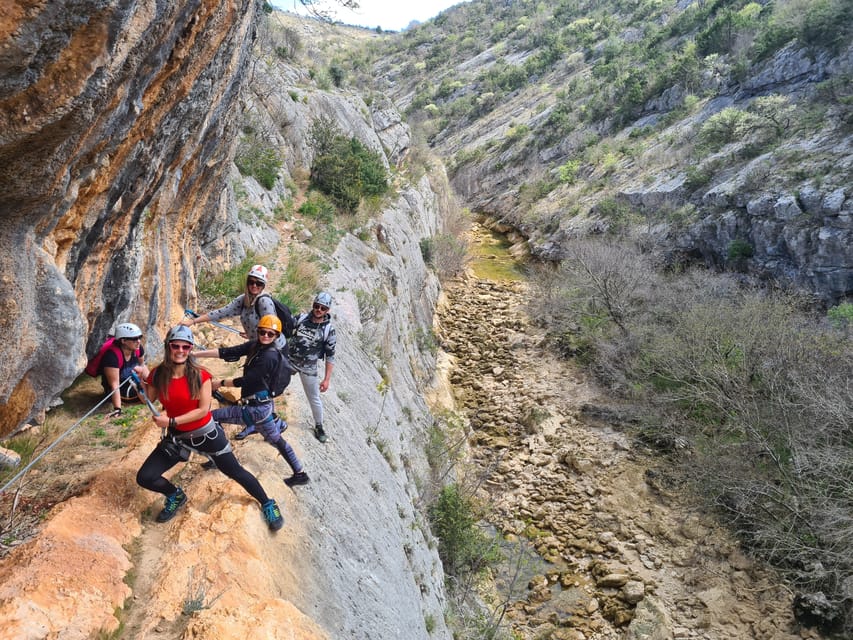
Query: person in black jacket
193,315,309,487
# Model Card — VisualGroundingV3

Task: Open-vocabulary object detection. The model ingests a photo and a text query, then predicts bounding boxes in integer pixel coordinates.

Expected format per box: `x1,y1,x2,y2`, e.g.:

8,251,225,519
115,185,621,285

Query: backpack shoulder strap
253,292,272,314
110,344,125,369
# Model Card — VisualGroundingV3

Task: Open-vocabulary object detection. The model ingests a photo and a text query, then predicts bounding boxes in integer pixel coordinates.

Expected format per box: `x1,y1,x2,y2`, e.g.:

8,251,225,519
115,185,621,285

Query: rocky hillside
353,0,852,303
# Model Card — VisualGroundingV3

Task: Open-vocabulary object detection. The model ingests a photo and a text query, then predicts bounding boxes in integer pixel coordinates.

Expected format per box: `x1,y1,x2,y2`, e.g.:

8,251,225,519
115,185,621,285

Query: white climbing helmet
115,323,143,340
247,264,268,284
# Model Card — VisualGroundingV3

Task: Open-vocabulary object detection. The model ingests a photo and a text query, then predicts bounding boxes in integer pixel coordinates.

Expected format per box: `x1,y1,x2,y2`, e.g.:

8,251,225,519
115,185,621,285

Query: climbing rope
0,376,137,495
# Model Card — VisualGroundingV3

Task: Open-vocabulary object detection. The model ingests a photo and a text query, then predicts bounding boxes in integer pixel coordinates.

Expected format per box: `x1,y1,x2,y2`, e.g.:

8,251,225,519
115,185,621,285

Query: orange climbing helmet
257,314,282,334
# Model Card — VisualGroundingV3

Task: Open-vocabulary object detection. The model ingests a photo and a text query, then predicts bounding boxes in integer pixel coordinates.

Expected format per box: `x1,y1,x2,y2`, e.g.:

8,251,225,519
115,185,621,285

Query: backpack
254,293,296,338
85,337,140,377
266,348,296,397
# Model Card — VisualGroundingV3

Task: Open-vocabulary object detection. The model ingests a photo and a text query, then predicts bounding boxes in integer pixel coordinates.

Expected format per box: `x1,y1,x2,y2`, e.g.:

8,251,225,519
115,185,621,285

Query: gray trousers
297,370,324,427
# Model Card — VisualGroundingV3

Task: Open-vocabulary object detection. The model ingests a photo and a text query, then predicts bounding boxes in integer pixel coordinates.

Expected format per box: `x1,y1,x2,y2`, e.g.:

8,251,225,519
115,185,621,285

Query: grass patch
272,246,323,312
197,253,264,306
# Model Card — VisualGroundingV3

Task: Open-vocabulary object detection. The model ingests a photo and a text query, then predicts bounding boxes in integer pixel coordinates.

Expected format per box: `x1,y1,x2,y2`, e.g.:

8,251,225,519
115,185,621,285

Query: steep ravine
433,223,812,640
0,175,454,640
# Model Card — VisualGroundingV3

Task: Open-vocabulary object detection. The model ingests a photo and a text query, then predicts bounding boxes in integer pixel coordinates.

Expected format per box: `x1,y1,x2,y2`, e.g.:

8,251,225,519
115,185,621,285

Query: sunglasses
169,343,193,352
257,329,278,338
313,303,329,312
125,336,142,341
247,279,265,288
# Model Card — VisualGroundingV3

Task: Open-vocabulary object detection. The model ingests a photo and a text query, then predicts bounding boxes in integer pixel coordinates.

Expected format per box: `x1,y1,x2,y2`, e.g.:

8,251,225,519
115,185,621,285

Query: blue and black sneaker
235,424,256,440
262,499,284,531
156,488,187,522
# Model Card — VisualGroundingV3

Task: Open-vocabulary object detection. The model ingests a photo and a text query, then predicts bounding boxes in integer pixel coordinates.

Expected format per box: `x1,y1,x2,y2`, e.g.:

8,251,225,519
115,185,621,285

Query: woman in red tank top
134,326,284,531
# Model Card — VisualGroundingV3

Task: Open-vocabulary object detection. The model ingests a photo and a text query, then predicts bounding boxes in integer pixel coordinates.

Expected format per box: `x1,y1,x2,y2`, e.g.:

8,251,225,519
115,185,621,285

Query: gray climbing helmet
314,292,332,308
115,323,142,340
166,325,194,345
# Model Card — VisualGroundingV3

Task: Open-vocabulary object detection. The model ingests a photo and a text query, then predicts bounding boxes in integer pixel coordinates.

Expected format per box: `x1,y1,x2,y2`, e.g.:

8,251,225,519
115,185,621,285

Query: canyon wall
0,0,259,434
0,7,456,636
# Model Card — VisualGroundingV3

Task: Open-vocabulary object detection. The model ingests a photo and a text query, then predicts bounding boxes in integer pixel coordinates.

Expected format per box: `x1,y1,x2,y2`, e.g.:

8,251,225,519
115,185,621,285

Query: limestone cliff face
0,0,259,434
0,15,455,635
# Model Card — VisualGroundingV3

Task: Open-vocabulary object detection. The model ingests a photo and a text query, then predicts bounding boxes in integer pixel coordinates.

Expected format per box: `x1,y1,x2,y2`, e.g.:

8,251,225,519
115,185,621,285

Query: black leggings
136,423,270,505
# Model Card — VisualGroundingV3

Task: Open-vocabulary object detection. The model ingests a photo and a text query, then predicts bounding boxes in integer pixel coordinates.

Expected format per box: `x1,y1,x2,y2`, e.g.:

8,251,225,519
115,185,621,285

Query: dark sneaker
201,459,216,470
284,471,310,487
261,499,284,531
156,488,187,522
235,424,257,440
314,424,327,443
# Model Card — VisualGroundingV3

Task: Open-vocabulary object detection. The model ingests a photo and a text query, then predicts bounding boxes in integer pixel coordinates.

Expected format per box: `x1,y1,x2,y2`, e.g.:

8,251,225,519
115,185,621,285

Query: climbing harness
161,419,232,461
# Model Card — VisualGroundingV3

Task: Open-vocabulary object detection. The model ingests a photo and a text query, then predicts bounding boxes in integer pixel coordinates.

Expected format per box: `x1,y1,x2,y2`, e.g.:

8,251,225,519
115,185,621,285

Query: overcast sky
272,0,467,32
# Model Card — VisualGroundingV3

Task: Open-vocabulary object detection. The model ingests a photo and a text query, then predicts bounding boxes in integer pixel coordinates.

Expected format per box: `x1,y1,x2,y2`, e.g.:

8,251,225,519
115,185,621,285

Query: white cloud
272,0,466,31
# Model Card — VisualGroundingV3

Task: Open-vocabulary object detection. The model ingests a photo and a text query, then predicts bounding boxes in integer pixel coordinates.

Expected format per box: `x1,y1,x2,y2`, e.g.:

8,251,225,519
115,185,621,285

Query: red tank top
147,368,213,431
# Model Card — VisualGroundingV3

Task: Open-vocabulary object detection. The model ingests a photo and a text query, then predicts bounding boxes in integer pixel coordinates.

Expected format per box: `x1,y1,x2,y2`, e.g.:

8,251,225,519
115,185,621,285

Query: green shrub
298,191,336,223
727,238,754,259
684,164,715,192
424,613,436,633
309,118,389,212
827,302,853,328
419,237,433,264
234,136,282,190
197,253,262,304
699,107,746,150
328,63,345,88
558,159,581,184
754,0,853,59
273,247,322,312
428,484,501,577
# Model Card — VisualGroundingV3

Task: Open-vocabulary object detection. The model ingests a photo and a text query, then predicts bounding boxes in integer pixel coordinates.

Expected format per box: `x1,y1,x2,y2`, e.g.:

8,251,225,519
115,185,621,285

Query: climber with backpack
192,315,310,488
180,264,293,349
85,322,145,418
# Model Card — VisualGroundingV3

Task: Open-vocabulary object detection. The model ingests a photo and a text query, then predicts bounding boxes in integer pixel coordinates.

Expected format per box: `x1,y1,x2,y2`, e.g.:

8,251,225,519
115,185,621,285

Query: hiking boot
261,499,284,531
156,488,187,522
201,459,216,470
314,424,327,443
284,471,310,487
235,424,257,440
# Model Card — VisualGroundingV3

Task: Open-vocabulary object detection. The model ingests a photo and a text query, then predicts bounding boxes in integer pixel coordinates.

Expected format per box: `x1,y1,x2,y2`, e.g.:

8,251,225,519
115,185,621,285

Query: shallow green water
469,225,525,282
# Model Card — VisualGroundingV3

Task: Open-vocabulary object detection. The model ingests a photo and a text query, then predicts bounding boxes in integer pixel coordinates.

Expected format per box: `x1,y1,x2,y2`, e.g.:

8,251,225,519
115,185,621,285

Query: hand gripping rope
184,309,242,335
128,371,160,417
0,376,136,494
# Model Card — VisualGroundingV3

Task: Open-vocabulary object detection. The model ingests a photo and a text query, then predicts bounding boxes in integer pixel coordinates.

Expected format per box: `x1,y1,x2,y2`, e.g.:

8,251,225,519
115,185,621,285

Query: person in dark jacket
193,315,309,487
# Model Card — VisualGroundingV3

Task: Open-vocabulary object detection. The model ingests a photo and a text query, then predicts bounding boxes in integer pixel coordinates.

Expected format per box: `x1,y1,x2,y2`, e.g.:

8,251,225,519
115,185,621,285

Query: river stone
622,580,646,604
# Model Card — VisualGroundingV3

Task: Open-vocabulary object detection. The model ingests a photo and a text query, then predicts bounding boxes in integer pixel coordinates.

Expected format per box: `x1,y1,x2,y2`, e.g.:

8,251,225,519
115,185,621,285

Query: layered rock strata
0,0,259,434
